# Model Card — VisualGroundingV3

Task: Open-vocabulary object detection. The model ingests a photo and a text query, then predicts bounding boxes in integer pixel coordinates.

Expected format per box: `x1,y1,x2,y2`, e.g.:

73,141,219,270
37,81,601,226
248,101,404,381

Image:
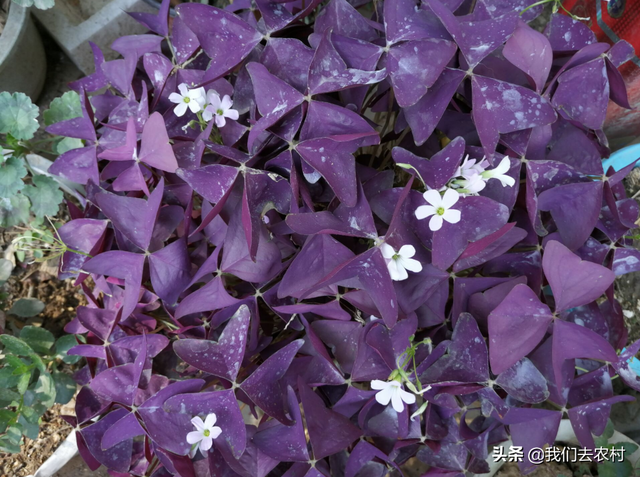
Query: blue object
602,144,640,173
621,347,640,376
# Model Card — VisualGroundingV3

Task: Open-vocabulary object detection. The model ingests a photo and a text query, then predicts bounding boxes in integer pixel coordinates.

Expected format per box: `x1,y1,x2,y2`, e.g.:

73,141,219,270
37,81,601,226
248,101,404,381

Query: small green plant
0,91,82,231
0,324,79,453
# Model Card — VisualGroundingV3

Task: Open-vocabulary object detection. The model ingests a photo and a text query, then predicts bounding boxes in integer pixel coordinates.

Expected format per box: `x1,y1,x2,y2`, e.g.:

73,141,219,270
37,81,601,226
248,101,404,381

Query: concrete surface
32,0,156,74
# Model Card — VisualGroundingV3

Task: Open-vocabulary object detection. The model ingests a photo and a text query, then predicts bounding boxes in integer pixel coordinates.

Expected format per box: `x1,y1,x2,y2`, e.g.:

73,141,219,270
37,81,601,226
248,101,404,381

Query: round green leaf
44,91,82,126
33,372,56,408
0,92,39,140
55,335,80,364
9,298,45,318
0,157,27,198
23,176,63,218
0,194,31,228
20,326,55,354
0,335,34,356
53,371,76,405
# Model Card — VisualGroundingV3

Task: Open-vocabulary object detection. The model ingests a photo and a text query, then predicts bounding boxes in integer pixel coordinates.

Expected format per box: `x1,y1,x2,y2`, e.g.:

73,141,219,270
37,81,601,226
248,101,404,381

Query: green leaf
9,298,45,318
52,371,76,405
0,432,22,453
33,372,56,408
54,137,84,155
0,335,34,356
0,157,27,198
20,326,54,354
598,459,634,477
16,371,31,395
0,194,31,228
0,409,17,434
22,389,47,416
0,388,21,406
17,415,39,439
618,442,638,455
55,335,80,364
5,424,23,444
23,176,63,218
0,367,21,389
44,91,82,126
0,258,13,282
0,92,39,140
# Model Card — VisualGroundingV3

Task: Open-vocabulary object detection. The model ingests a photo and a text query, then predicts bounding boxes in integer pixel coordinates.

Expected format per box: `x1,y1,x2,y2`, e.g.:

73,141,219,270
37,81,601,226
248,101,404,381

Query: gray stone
32,0,157,75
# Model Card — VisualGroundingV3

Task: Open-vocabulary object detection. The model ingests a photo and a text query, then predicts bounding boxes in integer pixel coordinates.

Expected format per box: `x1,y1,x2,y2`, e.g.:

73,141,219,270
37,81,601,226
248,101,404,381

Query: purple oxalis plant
45,0,640,474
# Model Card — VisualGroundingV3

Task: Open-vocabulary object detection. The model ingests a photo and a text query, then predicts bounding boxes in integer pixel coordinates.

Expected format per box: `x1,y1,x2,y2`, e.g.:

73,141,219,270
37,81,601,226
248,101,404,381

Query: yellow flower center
436,207,445,216
204,429,210,437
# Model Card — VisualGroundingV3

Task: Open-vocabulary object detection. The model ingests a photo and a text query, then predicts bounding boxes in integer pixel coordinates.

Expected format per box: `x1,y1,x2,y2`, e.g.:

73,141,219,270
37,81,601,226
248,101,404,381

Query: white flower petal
375,386,393,406
220,94,233,111
399,388,416,405
168,92,183,104
224,109,239,120
202,108,213,122
174,102,188,117
215,115,226,128
495,157,511,174
204,413,217,429
190,87,206,105
191,416,205,431
200,436,213,452
401,257,423,274
387,260,404,281
415,205,436,220
188,100,202,114
379,243,395,260
208,92,221,110
370,379,387,390
390,389,405,413
441,188,460,209
398,244,415,258
499,175,516,187
210,426,222,439
423,189,443,208
178,83,189,96
444,209,461,224
429,214,444,231
187,431,203,444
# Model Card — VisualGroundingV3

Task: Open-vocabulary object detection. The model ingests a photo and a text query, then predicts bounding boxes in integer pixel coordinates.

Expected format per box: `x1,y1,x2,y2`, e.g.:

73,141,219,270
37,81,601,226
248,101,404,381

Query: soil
0,253,87,337
0,402,74,477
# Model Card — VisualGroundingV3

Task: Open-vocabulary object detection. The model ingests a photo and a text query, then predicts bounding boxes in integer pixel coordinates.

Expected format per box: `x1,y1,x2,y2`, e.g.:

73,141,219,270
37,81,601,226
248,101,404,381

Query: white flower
415,188,461,231
380,244,423,281
481,157,515,187
203,91,239,128
187,414,222,457
169,83,206,117
371,380,416,413
456,155,489,179
455,173,487,196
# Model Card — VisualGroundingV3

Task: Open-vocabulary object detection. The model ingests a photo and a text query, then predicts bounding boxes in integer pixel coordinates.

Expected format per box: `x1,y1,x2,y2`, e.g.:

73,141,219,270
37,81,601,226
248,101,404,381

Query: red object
562,0,640,147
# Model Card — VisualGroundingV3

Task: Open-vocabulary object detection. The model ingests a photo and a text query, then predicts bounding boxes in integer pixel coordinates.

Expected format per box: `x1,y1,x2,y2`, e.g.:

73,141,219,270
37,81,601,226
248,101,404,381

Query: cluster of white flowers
414,155,516,233
452,155,515,196
187,413,222,457
169,83,239,128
